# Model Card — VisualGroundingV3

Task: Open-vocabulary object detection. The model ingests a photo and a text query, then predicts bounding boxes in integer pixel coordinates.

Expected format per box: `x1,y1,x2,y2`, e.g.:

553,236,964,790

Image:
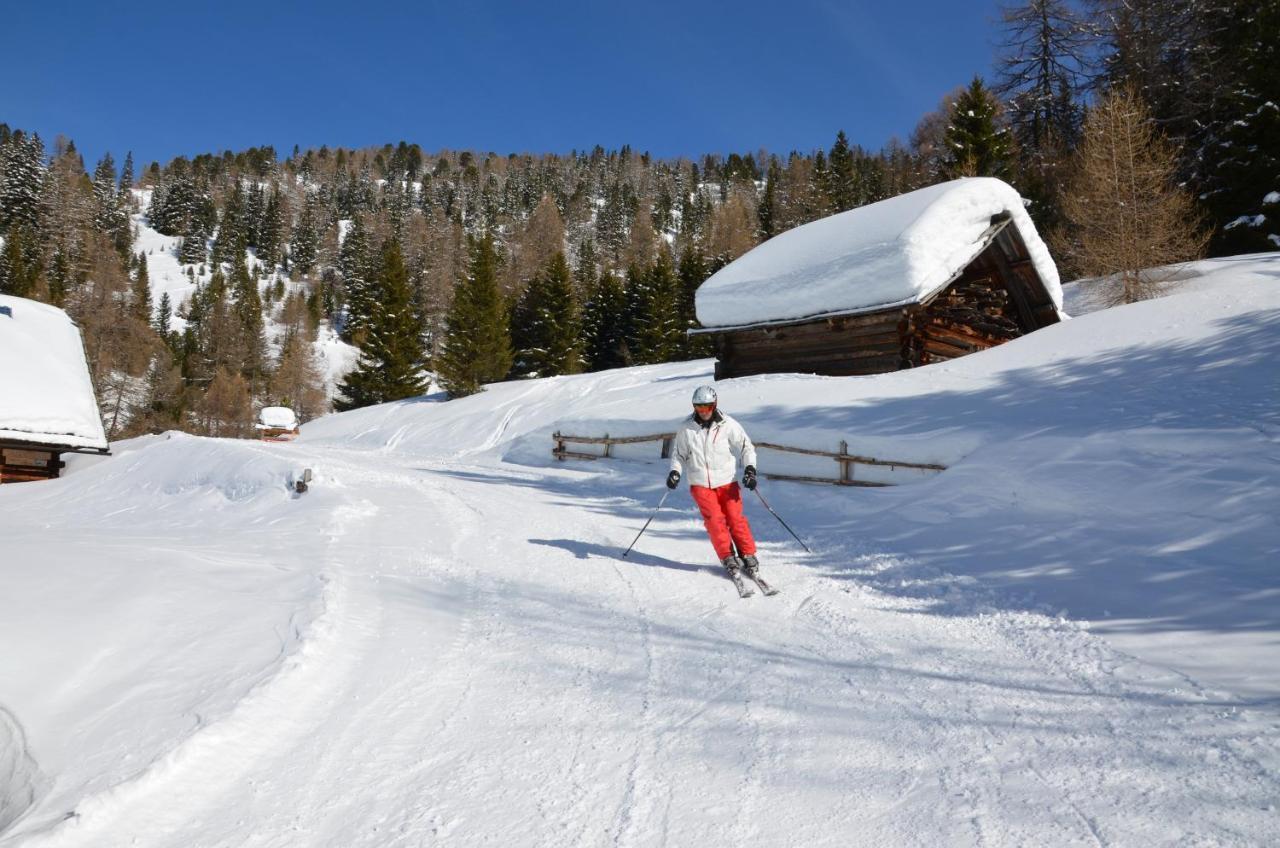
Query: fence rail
551,432,946,487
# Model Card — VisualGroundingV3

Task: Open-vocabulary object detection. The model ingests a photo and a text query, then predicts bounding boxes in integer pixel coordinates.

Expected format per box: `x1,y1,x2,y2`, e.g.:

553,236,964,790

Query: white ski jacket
669,410,757,490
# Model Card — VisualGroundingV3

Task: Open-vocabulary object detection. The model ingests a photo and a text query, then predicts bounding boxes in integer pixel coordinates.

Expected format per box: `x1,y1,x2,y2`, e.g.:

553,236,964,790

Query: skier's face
693,403,714,421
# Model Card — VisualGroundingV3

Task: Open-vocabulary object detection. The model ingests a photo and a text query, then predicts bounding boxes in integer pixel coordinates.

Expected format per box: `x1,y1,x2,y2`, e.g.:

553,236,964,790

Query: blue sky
2,1,1005,170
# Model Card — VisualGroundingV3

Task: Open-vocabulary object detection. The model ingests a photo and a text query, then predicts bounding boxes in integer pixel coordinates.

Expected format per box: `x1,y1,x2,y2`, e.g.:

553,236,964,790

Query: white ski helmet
691,385,718,406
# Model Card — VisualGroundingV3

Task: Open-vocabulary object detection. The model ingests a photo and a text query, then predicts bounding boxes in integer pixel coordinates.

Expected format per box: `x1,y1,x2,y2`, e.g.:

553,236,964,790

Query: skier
666,385,772,594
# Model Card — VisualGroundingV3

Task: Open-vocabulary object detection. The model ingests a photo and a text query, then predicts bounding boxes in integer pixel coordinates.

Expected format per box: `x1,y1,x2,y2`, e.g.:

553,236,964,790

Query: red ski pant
690,482,756,561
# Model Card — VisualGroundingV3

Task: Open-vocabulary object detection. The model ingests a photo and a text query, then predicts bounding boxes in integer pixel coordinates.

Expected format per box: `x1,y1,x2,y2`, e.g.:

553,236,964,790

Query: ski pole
622,488,671,557
753,487,812,553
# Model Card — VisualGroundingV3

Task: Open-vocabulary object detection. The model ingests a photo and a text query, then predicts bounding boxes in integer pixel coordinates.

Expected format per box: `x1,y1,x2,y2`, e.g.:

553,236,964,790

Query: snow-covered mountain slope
1,257,1278,847
129,192,359,398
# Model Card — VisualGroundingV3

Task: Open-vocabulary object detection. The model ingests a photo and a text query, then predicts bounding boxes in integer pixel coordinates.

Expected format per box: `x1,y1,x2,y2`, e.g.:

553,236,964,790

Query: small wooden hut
255,406,300,442
691,178,1065,379
0,295,110,483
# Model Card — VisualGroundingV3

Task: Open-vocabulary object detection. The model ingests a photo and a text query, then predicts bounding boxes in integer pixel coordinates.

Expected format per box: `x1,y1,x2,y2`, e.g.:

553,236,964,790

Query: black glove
666,470,681,489
742,465,757,490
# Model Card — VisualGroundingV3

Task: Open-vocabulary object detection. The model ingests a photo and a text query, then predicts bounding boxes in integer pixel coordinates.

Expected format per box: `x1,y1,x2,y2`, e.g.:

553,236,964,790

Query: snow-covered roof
0,295,109,450
695,177,1063,330
256,406,299,429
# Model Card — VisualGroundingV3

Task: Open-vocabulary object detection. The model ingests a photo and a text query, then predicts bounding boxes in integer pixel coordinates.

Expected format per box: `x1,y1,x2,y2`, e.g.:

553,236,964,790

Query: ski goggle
693,402,715,411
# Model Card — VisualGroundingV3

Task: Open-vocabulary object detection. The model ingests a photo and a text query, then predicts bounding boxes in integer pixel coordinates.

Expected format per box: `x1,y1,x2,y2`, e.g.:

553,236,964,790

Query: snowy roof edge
0,428,111,452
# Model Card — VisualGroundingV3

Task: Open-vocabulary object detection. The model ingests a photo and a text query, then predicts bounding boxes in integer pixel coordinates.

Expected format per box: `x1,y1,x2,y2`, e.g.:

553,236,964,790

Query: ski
729,570,754,598
746,572,780,596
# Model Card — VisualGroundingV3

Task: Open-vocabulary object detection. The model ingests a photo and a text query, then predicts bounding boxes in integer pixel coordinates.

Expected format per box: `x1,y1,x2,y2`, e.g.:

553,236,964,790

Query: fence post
839,440,852,484
603,434,611,459
661,436,673,459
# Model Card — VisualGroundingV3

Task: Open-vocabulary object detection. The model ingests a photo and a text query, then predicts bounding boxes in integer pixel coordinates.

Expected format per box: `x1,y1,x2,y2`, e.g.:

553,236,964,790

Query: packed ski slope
1,257,1278,847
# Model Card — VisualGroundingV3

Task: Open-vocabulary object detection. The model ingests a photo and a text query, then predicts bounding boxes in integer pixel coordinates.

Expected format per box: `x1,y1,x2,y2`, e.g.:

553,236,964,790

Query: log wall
0,444,64,483
903,272,1023,367
713,311,906,379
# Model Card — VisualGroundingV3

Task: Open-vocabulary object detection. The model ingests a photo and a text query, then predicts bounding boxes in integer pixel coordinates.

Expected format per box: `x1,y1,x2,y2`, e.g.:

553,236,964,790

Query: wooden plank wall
713,311,906,379
0,445,63,483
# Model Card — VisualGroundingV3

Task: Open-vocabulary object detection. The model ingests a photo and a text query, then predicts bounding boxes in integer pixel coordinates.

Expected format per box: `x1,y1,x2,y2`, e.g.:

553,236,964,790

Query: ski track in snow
5,434,1278,846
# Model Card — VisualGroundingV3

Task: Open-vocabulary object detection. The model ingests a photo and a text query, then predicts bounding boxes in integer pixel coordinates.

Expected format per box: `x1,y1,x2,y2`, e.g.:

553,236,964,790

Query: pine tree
291,197,321,277
677,248,714,358
211,182,247,266
0,132,46,232
622,252,681,364
436,235,513,398
180,217,208,265
809,150,833,217
944,77,1014,180
996,0,1090,228
1088,0,1206,148
758,158,781,239
0,225,38,297
119,152,134,195
229,255,269,392
339,214,374,344
1195,0,1280,254
149,167,198,236
91,153,120,235
131,253,152,324
245,182,265,249
580,267,629,371
156,290,174,339
826,131,858,212
334,239,428,410
509,252,580,378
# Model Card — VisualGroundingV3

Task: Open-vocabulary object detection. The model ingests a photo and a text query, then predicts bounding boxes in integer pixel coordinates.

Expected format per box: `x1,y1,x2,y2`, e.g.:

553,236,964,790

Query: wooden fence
551,431,945,487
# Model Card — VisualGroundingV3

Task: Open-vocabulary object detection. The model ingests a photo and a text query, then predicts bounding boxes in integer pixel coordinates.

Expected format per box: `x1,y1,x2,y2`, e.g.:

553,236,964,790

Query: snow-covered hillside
129,191,359,398
1,256,1278,846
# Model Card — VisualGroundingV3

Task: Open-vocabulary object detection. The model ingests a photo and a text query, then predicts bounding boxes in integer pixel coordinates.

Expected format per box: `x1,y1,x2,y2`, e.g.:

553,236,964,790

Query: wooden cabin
0,295,110,483
255,406,300,442
691,178,1065,379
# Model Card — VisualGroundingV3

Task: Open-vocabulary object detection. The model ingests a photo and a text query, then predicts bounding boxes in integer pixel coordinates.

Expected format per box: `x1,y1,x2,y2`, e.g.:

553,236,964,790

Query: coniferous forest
0,0,1275,440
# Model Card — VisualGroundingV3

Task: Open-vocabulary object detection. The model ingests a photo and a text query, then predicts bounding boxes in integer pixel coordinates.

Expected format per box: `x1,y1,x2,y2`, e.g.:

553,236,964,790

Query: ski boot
721,555,753,598
738,554,778,596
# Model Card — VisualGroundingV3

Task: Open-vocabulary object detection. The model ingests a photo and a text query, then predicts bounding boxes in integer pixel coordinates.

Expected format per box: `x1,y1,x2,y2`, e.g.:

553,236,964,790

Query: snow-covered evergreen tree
130,251,152,324
211,182,247,266
509,252,580,379
180,217,208,265
336,239,428,410
1194,0,1280,254
623,251,682,365
339,214,375,344
580,267,628,372
0,131,46,232
291,197,321,277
